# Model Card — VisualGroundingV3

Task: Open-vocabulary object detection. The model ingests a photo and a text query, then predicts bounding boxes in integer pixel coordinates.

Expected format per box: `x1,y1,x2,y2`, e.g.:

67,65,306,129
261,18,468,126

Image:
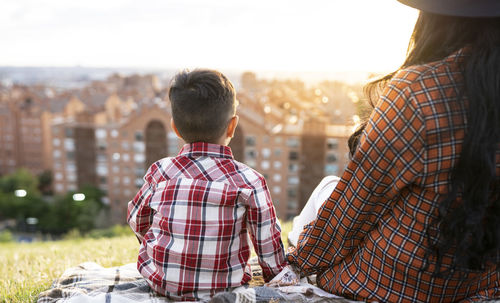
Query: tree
38,185,106,234
0,169,43,221
37,170,53,195
0,170,106,235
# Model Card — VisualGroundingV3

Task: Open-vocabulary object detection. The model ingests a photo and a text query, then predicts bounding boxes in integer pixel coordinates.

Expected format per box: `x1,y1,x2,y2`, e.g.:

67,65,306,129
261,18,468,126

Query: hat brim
397,0,500,17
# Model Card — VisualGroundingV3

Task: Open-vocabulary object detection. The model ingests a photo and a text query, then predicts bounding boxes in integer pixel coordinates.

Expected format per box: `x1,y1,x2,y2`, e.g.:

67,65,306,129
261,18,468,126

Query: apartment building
0,85,52,176
1,73,359,223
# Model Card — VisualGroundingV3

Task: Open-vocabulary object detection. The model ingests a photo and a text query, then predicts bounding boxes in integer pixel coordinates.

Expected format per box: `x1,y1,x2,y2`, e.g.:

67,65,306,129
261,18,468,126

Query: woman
287,0,500,302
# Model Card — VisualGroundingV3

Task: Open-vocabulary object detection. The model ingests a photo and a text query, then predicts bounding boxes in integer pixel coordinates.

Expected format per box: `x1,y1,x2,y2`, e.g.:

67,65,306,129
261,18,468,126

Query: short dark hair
168,69,236,143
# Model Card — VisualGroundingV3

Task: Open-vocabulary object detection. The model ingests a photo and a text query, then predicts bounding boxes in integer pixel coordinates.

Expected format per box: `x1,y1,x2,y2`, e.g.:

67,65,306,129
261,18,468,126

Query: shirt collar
178,142,234,160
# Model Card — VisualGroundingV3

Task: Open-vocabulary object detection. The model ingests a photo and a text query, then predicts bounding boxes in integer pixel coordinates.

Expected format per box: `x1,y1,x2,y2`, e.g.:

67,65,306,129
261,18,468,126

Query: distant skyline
2,0,418,75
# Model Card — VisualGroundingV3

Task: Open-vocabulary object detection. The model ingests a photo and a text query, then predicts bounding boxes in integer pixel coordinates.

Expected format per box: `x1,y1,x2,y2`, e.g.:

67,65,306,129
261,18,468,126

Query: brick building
0,85,52,176
0,73,361,223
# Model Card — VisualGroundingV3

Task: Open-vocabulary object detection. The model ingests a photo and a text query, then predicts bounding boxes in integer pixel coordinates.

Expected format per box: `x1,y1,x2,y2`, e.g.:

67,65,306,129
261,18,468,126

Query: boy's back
128,142,286,301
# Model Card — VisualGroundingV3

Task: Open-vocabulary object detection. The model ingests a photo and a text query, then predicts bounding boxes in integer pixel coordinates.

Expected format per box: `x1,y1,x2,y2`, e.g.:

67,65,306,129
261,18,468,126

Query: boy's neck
187,137,230,147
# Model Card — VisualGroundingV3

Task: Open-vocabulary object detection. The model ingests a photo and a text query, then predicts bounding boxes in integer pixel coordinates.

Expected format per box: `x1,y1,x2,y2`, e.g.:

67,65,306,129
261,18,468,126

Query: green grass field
0,236,139,303
1,222,291,303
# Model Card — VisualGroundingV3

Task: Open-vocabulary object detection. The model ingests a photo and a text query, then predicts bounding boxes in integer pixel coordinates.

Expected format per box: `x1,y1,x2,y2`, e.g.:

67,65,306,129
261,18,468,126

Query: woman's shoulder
390,49,466,92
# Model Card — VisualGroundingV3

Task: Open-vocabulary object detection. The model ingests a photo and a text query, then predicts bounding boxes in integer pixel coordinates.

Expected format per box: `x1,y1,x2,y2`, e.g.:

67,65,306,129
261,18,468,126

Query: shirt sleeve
127,167,155,243
287,73,426,275
246,175,287,281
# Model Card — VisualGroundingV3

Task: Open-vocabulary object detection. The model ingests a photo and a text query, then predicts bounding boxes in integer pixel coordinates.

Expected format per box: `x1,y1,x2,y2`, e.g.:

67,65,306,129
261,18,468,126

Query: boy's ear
170,118,183,139
226,115,239,138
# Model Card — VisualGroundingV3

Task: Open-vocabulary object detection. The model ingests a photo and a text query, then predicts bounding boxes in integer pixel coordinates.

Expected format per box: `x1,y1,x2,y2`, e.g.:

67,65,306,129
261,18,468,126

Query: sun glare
0,0,419,74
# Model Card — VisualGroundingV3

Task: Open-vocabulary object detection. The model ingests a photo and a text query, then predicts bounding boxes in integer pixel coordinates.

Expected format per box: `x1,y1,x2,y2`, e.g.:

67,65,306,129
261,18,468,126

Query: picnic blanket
37,258,362,303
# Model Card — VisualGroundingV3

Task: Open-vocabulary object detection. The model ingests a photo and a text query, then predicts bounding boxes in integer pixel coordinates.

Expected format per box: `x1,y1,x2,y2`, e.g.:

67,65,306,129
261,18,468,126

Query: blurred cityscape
0,67,369,232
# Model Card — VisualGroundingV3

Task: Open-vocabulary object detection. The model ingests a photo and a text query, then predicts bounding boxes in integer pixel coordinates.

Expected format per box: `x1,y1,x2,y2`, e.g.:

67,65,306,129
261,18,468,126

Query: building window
273,174,282,182
326,153,338,163
288,176,299,185
286,137,299,148
54,172,63,181
53,138,60,147
134,153,145,163
288,188,297,198
53,150,61,159
245,149,257,159
122,141,130,150
327,138,339,150
66,162,76,172
97,141,107,152
112,153,120,162
261,161,270,170
135,167,144,177
66,151,75,160
67,172,77,182
111,129,119,138
133,142,145,153
274,149,282,157
96,129,107,139
97,154,107,162
245,136,256,146
289,151,299,161
64,139,75,151
65,128,73,138
55,183,64,192
122,153,130,162
273,161,282,169
274,136,283,144
325,164,338,175
262,148,271,159
246,160,257,169
273,186,281,194
123,177,130,185
288,200,298,210
135,131,143,141
96,164,108,176
289,163,299,173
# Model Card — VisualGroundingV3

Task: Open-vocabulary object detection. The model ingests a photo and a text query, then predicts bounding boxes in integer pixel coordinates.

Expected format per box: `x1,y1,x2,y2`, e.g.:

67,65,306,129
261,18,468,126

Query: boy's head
168,69,238,144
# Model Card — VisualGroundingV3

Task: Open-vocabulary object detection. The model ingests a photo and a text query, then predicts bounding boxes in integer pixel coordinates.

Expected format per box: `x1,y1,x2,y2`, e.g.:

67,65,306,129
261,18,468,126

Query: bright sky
1,0,418,73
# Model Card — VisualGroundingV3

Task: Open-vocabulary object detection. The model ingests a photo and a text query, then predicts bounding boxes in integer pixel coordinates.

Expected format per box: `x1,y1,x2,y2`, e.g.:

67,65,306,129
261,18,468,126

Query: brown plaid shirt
288,49,499,302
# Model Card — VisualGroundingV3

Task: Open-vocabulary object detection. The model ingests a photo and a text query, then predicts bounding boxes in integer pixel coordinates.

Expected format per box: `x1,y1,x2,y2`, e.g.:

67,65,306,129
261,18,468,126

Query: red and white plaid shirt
128,142,286,301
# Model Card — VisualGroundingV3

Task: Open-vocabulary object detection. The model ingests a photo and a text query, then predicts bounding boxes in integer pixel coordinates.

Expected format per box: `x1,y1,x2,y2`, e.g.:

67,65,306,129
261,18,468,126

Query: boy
127,69,286,301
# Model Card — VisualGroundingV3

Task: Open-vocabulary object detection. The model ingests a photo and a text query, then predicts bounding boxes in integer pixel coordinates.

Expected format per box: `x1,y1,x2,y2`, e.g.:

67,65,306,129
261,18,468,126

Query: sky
1,0,419,74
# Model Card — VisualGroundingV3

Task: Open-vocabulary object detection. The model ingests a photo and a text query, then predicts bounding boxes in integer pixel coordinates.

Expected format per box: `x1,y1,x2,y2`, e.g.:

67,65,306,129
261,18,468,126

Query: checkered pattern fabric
287,49,500,302
37,260,364,303
128,142,286,301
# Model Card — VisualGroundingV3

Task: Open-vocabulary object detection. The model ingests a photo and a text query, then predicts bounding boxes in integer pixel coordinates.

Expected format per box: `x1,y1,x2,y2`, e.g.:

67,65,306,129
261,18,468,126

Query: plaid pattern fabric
37,260,364,303
287,49,500,302
37,262,167,303
128,142,286,301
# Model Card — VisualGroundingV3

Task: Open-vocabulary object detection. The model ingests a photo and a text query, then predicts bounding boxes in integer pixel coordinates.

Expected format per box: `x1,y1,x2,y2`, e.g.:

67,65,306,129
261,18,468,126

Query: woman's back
288,6,500,301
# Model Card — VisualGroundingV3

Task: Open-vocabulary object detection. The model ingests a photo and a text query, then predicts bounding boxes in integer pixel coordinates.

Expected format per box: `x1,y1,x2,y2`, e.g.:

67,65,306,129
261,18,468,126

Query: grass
0,236,139,303
1,221,292,303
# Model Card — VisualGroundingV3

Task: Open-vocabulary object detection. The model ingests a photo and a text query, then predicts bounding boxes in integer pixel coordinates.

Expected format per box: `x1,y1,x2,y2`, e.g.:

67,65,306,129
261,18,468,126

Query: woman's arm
287,72,426,275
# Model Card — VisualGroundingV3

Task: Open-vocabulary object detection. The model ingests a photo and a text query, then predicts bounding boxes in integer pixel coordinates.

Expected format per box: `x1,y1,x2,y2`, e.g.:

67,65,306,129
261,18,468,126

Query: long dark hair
351,12,500,275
